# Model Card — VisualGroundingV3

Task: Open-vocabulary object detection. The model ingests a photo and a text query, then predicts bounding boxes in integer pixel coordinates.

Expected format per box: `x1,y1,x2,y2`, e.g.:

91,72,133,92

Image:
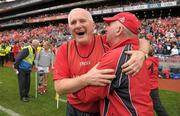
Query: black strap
74,36,96,58
110,45,131,90
66,41,69,60
100,35,106,53
103,97,109,116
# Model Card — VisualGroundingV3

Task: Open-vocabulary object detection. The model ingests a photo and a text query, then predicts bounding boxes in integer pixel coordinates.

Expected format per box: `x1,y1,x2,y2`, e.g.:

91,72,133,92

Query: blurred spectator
12,41,21,61
171,45,179,55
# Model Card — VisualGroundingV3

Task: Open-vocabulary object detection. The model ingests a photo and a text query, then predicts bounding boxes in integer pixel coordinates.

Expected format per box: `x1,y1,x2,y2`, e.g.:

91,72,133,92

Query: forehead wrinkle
68,8,93,25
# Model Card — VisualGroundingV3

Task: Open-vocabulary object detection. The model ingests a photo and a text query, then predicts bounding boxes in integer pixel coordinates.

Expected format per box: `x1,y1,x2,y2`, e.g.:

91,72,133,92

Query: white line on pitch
0,105,20,116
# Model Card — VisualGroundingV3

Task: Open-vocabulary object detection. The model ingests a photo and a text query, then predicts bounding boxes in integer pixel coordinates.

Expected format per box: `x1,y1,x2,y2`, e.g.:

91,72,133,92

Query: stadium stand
0,0,179,78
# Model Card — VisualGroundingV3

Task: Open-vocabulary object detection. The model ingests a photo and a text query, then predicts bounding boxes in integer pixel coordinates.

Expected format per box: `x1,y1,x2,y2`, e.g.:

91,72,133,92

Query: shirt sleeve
53,43,70,80
73,52,117,103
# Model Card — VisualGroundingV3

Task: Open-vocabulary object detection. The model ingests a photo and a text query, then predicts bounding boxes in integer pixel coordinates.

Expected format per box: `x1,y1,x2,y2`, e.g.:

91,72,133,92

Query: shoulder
57,42,68,52
98,47,124,69
22,47,29,52
56,41,71,57
94,34,106,41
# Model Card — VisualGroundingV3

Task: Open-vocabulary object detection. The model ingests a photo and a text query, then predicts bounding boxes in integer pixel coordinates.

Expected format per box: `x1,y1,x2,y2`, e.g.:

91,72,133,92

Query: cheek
69,25,74,31
107,30,114,38
87,23,94,30
106,31,111,39
69,28,74,34
107,30,113,35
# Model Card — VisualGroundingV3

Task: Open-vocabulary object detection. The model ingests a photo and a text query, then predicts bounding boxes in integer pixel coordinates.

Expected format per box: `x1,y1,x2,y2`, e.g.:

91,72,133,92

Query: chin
76,38,89,45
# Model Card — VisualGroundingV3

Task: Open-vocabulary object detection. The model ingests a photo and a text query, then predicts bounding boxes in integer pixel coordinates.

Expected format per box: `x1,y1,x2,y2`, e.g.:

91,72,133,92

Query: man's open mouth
77,32,85,36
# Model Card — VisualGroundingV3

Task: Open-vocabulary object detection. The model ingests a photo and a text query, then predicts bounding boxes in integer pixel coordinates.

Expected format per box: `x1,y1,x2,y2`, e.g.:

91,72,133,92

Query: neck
108,34,137,47
76,35,93,46
108,34,125,47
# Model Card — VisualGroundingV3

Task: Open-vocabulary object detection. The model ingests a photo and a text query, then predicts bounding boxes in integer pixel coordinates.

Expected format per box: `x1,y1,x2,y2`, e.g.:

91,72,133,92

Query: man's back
74,38,154,116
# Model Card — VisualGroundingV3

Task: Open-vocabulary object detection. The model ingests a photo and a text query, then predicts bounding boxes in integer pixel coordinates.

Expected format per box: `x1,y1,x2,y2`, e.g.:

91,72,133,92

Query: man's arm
14,48,29,69
54,65,114,95
73,51,118,103
122,39,150,75
139,38,150,54
73,85,108,103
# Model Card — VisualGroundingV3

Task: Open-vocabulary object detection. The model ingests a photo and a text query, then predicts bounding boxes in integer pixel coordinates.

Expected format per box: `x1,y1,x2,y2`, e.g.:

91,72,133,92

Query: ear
92,22,96,30
92,22,96,34
116,26,124,36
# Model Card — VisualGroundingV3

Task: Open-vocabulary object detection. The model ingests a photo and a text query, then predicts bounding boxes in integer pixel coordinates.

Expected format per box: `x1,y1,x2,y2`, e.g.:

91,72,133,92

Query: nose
75,21,82,29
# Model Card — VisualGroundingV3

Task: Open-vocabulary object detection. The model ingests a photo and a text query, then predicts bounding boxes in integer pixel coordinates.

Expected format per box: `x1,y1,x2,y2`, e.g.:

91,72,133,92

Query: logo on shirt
80,61,91,66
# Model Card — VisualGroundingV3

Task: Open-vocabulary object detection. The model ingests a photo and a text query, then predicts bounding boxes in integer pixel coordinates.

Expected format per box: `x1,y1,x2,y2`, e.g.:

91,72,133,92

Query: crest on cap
119,17,125,23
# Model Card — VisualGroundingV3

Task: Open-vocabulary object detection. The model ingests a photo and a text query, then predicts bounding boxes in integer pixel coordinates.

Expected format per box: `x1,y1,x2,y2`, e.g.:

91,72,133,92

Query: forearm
54,75,88,95
74,86,107,103
139,39,150,54
54,63,114,95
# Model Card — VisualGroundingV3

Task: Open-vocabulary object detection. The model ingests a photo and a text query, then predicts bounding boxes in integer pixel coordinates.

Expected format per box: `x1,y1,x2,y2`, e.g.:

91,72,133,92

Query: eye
70,20,76,25
79,19,86,23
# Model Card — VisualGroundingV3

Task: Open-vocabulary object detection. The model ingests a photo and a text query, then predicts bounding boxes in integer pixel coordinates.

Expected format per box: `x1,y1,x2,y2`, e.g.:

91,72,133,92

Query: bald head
31,39,39,49
68,8,94,25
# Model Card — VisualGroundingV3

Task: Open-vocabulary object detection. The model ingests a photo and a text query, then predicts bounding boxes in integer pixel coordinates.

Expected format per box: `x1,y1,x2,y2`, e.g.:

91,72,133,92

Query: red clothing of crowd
12,44,21,58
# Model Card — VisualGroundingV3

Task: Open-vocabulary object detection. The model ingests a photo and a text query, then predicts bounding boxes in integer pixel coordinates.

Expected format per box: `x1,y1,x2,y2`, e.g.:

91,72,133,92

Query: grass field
0,67,180,116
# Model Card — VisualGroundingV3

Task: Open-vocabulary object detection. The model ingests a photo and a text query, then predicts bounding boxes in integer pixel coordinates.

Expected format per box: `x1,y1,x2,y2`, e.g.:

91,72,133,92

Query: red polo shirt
74,37,154,116
54,35,106,112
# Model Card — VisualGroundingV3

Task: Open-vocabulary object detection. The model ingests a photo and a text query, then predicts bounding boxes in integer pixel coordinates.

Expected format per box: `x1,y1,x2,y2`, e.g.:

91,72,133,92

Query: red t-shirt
54,35,106,112
12,44,21,57
74,37,154,116
146,57,159,90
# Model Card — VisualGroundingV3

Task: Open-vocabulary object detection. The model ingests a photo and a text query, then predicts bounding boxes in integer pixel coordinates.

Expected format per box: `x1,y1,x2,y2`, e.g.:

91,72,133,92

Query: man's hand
121,50,145,76
83,64,115,86
34,66,38,71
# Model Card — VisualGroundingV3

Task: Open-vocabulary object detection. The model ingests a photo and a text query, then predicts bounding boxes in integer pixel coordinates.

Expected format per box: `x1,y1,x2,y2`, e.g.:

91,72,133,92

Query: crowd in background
1,15,179,79
0,16,179,56
0,0,177,26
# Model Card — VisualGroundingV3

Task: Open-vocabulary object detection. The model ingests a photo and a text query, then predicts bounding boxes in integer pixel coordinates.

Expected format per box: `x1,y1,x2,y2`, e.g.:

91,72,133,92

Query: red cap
103,12,141,34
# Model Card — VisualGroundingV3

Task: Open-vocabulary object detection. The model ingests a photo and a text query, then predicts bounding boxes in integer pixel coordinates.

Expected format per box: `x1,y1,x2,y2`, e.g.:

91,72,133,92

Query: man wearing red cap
74,12,154,116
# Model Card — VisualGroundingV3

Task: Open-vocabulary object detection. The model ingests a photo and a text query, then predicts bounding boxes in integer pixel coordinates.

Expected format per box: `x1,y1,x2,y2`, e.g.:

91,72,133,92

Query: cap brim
103,17,117,22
